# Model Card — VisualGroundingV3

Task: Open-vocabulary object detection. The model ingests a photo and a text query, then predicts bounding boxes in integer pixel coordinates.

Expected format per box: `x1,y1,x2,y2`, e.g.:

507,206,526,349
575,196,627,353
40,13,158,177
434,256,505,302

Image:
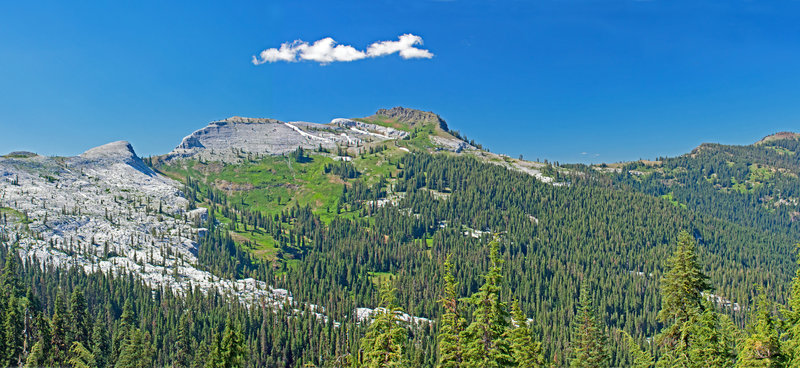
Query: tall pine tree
437,255,465,368
461,240,512,368
69,288,90,347
508,299,544,368
782,243,800,366
51,294,70,366
569,279,609,368
656,230,711,367
358,282,408,368
736,292,783,367
620,330,653,368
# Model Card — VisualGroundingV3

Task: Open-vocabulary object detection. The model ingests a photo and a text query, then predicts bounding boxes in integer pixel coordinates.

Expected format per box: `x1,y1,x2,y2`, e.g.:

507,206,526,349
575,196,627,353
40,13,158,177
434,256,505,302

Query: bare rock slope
0,142,293,307
166,115,407,162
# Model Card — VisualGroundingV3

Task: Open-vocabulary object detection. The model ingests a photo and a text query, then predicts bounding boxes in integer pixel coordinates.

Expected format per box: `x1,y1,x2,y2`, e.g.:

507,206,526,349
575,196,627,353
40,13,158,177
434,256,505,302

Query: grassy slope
159,145,413,261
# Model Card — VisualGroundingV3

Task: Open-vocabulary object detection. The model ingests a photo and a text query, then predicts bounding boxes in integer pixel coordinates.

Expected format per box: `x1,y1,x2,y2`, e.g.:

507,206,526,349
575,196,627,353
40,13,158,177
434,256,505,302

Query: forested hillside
583,132,800,238
2,121,799,367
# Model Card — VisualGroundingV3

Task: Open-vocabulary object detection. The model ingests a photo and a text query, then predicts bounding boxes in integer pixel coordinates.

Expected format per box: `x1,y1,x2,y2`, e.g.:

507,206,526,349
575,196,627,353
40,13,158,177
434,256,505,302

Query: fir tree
438,255,465,368
0,245,22,297
25,340,46,368
205,332,225,368
51,294,70,366
26,313,52,367
508,299,544,368
114,328,153,368
221,315,246,368
3,294,23,367
68,341,96,368
175,312,194,368
684,302,736,368
70,288,90,346
620,330,653,368
656,230,711,367
461,241,512,368
359,282,408,368
92,314,111,368
781,243,800,366
736,292,783,367
112,299,136,363
569,280,609,368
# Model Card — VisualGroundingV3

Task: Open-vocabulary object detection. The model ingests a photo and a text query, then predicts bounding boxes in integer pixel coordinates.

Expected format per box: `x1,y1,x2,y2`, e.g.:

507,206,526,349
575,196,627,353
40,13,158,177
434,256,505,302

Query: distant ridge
755,131,800,145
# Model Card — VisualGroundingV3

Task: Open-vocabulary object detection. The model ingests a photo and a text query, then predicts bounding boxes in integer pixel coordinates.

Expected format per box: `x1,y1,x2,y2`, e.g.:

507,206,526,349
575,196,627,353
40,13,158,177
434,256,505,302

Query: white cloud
251,41,303,63
366,34,433,59
297,37,366,63
252,34,433,65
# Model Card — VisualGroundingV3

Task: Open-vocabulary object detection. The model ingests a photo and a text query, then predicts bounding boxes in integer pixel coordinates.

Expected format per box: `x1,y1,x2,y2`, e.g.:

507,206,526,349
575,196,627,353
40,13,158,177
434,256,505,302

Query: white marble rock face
0,141,295,308
165,116,405,162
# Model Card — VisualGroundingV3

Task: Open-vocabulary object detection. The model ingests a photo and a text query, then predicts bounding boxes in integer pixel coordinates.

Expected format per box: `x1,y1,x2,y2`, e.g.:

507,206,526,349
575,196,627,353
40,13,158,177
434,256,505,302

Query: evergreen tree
115,328,153,368
68,341,96,368
782,243,800,366
70,288,90,346
112,299,136,363
684,302,736,368
0,245,22,297
569,280,608,368
25,339,47,368
51,294,71,366
620,330,653,368
461,241,512,368
3,294,23,367
222,315,246,368
359,282,408,368
656,230,711,367
508,299,544,367
736,292,783,367
437,255,465,368
205,332,225,368
175,312,194,368
92,314,111,368
26,313,52,367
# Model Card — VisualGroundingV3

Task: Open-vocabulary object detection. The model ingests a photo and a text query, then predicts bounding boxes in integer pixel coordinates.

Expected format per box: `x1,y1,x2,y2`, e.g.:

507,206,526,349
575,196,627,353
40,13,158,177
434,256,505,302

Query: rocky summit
374,106,449,131
162,107,469,162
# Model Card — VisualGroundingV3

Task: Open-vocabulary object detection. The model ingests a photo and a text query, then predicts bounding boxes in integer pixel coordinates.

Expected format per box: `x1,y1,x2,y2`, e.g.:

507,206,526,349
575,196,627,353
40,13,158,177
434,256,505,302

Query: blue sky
1,0,799,163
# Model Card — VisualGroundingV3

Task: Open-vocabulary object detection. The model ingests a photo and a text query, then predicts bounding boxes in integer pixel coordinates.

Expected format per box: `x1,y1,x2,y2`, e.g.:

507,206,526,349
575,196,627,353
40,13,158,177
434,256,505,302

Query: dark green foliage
68,341,96,368
620,330,652,368
115,328,153,368
460,241,512,368
174,312,193,368
508,300,544,367
657,231,711,349
655,232,735,368
570,280,609,368
51,295,70,366
3,294,23,366
358,283,408,368
70,288,89,346
158,148,800,364
590,136,800,238
437,256,465,368
93,314,111,368
221,316,246,368
325,161,360,179
291,147,311,163
737,292,783,367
